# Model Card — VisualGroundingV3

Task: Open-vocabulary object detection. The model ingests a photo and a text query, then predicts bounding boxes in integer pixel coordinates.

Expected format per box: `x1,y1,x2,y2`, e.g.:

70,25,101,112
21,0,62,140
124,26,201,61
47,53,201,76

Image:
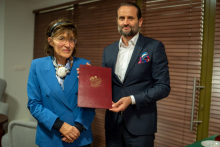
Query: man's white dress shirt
115,32,139,105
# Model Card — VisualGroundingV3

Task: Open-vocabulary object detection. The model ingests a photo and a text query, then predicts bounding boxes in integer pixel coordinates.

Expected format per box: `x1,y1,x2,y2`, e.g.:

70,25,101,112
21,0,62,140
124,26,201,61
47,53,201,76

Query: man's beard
118,23,139,37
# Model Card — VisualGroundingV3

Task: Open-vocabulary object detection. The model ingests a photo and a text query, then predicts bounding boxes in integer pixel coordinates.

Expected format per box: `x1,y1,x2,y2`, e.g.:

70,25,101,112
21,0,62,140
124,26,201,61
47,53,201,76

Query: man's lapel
112,42,123,85
124,33,146,81
40,57,72,111
112,42,119,73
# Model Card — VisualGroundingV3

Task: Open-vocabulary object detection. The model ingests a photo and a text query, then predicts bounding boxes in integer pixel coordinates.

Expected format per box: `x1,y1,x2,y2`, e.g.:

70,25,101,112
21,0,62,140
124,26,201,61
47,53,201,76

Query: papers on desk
201,140,220,147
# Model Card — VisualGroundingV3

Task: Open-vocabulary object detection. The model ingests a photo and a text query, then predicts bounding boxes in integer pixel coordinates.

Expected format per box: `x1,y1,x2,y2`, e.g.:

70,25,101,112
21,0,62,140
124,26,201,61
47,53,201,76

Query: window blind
141,0,204,146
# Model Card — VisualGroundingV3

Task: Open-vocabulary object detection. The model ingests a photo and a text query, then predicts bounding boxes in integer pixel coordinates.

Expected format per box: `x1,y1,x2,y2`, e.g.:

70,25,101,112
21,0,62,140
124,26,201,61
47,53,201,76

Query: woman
27,18,95,147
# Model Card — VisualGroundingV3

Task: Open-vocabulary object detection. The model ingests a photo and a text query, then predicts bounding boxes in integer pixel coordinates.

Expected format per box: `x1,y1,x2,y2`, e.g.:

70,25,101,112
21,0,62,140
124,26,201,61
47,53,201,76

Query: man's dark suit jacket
102,33,171,136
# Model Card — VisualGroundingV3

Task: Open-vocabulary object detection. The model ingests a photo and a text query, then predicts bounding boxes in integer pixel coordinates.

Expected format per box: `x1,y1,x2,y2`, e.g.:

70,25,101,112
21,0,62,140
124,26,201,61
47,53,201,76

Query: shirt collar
119,32,139,48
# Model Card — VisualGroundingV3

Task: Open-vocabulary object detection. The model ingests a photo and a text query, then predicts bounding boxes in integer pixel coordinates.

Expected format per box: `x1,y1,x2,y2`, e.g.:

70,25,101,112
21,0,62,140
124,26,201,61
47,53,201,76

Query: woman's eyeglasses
54,37,77,45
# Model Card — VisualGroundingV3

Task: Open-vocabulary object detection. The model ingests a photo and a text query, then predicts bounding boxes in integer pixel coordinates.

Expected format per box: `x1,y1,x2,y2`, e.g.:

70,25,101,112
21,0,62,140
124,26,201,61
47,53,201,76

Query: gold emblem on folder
90,76,101,87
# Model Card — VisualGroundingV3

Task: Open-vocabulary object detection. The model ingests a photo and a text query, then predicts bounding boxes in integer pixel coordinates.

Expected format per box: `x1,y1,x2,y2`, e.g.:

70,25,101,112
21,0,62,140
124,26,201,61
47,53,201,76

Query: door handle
190,77,204,131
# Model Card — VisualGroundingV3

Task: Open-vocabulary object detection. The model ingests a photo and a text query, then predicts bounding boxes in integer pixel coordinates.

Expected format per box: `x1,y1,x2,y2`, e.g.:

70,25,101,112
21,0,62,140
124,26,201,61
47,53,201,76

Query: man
102,2,170,147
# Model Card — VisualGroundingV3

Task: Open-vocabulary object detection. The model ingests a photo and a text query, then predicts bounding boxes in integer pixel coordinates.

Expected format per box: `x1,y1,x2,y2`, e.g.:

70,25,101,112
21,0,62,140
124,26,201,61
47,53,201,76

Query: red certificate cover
78,65,112,109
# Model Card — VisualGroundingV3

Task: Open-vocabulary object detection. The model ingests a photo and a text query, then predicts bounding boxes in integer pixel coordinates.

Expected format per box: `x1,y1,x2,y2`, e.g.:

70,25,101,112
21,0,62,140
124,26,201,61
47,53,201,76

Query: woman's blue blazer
27,56,95,147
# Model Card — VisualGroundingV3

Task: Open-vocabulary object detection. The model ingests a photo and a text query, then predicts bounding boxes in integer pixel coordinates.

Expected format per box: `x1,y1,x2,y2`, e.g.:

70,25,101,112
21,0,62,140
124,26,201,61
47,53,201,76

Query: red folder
78,65,112,109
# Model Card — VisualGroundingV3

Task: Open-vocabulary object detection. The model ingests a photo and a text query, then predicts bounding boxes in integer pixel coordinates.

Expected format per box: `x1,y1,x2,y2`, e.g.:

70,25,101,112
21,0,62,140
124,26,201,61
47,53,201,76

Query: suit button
122,86,124,89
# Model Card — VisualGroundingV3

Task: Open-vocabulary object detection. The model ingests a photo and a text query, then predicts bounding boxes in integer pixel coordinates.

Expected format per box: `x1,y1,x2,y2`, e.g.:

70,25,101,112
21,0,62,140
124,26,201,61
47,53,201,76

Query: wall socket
14,65,25,71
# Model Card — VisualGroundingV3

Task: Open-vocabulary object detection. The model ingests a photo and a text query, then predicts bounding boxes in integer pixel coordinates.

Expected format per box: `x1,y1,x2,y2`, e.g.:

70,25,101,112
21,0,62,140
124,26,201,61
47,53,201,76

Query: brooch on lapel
138,52,150,64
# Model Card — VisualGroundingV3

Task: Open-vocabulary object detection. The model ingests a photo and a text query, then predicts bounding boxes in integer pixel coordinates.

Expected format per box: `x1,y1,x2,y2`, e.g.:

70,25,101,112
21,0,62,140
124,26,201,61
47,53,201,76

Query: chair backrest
0,101,9,115
0,78,7,102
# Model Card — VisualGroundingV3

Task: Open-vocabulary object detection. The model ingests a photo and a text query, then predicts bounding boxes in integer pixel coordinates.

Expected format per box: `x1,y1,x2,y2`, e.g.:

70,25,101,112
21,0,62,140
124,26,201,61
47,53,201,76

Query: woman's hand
59,122,80,143
77,62,91,78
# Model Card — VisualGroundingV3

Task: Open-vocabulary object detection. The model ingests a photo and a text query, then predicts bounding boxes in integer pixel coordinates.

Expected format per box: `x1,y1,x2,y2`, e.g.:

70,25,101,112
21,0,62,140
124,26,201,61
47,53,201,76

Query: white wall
4,0,35,121
0,0,5,78
3,0,76,122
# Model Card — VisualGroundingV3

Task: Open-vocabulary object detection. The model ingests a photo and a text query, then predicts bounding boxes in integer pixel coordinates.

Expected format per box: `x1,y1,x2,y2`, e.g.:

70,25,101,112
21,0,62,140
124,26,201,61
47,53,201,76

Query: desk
0,114,8,147
186,135,218,147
